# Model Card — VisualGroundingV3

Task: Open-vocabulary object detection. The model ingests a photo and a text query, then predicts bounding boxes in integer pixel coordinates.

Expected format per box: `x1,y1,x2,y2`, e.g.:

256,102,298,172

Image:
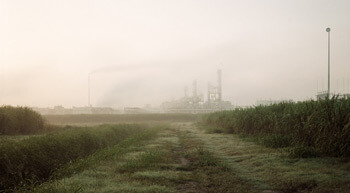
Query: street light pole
326,27,331,98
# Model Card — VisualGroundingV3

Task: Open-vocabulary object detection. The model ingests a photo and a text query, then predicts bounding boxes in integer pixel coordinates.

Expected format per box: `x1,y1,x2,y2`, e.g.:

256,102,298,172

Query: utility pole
326,27,331,98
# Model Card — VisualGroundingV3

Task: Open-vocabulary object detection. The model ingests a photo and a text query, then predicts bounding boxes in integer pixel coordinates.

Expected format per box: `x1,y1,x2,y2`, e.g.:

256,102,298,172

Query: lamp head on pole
326,27,331,32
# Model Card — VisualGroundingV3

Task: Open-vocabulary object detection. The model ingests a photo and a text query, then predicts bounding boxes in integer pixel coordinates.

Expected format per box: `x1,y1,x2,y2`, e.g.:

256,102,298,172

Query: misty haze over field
0,0,350,108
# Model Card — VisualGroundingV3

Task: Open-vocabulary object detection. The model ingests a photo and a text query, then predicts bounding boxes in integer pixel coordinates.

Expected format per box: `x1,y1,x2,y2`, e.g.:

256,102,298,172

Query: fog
0,0,350,108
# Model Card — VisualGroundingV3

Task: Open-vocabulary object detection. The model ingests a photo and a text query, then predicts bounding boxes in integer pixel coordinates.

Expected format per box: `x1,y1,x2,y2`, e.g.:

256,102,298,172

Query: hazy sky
1,0,350,108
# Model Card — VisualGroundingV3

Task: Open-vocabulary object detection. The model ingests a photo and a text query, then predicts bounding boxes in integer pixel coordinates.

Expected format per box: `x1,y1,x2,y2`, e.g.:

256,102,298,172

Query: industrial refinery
32,69,233,115
161,69,234,113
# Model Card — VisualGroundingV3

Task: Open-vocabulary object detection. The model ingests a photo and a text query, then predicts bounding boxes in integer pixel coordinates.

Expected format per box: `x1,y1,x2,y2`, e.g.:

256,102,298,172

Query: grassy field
43,113,201,126
1,108,349,192
12,123,348,193
30,123,256,193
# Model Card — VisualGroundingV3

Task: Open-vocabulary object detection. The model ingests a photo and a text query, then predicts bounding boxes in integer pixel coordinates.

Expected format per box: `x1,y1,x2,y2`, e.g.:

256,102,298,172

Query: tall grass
0,106,45,135
0,124,145,191
202,97,350,157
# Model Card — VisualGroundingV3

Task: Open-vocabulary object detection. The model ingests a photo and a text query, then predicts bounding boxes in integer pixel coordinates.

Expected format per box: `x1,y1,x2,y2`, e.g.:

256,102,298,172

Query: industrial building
161,69,234,113
316,91,350,100
32,106,119,115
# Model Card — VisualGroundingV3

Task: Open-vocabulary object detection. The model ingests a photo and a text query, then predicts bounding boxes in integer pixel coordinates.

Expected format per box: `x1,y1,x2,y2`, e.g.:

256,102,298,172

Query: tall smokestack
88,74,91,107
207,82,211,103
217,69,222,102
193,80,197,97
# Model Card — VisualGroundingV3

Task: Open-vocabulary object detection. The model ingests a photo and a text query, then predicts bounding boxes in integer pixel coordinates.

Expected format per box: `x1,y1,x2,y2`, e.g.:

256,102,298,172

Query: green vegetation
179,131,256,193
32,124,256,193
30,126,160,193
32,127,182,193
201,97,350,157
6,123,349,192
0,124,148,192
44,113,200,126
2,104,349,192
0,106,46,135
188,123,350,193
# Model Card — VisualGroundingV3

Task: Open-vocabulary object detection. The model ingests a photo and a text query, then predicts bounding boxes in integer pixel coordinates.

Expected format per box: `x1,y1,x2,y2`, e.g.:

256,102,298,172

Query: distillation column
217,69,222,102
193,80,197,97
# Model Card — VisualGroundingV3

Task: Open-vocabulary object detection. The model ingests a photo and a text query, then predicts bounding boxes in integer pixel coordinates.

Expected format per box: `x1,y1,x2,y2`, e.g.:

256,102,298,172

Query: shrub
0,106,45,135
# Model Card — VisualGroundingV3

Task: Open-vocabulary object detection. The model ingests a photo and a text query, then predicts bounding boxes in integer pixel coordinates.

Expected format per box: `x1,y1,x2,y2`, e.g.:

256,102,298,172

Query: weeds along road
34,123,350,193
